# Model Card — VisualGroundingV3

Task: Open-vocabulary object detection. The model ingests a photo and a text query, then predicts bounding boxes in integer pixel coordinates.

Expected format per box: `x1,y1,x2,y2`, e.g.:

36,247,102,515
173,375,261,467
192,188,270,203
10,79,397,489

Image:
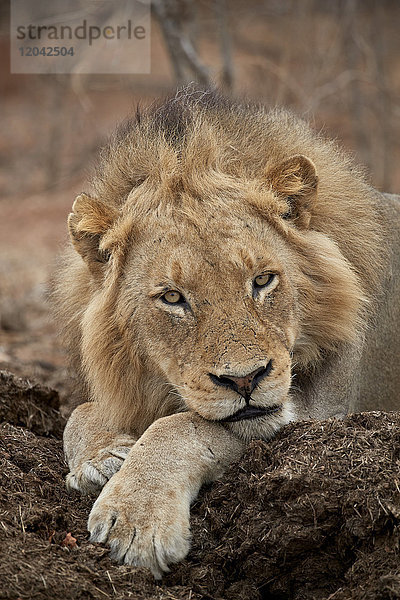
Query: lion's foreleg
63,402,137,495
87,411,244,578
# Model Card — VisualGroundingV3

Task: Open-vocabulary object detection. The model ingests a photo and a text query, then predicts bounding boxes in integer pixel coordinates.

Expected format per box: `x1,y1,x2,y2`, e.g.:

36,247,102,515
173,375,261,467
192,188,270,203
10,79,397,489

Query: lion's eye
162,290,185,305
254,273,275,289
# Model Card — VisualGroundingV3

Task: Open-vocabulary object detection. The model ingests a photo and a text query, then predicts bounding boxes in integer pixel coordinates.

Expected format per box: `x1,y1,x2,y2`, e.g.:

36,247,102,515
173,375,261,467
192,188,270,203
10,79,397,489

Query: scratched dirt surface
1,370,400,600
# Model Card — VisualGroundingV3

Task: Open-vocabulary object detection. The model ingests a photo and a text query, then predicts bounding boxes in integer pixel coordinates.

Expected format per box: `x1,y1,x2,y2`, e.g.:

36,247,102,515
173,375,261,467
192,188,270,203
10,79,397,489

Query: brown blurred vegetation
0,0,399,381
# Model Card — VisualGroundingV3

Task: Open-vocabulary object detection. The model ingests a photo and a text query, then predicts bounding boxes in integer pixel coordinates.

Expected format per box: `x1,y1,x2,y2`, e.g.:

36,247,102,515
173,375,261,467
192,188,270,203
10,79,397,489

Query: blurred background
0,0,399,400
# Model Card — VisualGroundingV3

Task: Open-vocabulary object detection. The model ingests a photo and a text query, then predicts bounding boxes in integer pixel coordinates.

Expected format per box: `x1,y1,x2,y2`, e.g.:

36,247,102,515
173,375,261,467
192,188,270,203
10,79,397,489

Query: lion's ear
267,155,318,229
68,193,118,266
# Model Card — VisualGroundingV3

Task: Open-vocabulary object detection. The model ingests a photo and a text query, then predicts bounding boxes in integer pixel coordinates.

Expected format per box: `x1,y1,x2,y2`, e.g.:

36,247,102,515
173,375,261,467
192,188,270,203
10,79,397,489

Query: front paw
87,472,191,579
66,444,133,495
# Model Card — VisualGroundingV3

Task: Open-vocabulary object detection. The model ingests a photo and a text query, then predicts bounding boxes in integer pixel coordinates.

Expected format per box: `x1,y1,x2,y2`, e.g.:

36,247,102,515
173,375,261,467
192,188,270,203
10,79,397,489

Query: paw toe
108,538,122,561
66,469,105,495
82,463,108,488
89,522,110,544
88,508,118,543
155,527,191,570
98,456,124,479
109,446,132,460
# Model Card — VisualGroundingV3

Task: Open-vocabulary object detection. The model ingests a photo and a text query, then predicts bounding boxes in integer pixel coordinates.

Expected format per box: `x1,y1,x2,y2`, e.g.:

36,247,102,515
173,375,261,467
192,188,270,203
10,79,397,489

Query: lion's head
58,90,384,441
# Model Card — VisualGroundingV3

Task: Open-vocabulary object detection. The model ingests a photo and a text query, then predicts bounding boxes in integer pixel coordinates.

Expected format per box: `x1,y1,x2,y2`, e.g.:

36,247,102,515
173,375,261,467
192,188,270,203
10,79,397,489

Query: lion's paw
87,476,191,579
66,446,132,495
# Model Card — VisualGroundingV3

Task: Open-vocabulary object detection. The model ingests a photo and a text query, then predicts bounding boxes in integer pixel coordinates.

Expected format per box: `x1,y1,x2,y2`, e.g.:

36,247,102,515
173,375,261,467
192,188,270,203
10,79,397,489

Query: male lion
53,89,400,578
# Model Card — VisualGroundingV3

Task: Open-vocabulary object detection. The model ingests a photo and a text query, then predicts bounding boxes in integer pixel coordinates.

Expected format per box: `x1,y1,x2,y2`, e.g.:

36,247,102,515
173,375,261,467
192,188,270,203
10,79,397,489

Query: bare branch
153,0,212,87
215,0,234,90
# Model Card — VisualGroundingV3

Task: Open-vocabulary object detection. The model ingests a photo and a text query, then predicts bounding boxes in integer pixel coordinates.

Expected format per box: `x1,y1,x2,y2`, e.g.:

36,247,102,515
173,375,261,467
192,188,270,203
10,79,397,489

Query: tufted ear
266,155,318,229
68,193,118,266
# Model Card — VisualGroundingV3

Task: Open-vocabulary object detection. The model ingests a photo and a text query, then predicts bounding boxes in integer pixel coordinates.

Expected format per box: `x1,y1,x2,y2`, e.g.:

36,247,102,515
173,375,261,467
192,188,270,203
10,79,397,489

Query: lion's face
120,203,298,440
69,151,364,440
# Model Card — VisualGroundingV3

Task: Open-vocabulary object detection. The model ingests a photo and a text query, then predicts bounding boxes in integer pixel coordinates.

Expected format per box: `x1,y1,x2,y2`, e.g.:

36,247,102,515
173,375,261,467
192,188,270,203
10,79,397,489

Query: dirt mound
1,372,400,600
0,370,65,436
174,413,400,600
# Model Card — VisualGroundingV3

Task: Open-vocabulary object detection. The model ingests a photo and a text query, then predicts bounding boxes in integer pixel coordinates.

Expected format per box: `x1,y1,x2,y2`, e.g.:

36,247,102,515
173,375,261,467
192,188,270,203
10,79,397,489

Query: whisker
289,384,302,393
168,391,183,399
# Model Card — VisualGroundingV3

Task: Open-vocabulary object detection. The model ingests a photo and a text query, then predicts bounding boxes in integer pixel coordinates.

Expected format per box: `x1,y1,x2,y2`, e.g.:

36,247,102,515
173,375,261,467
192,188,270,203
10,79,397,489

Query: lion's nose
209,360,273,400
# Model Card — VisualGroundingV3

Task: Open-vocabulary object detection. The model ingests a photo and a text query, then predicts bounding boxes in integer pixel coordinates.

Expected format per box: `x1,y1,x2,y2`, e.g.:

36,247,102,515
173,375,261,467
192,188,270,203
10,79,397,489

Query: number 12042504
19,47,74,56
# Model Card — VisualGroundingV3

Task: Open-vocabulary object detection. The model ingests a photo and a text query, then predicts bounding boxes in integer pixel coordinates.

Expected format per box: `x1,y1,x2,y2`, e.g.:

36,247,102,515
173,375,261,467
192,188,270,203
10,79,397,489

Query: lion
52,88,400,579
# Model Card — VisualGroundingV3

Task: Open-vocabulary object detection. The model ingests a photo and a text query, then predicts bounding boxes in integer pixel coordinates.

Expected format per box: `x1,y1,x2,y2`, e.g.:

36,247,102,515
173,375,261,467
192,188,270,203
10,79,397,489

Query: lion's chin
221,399,296,442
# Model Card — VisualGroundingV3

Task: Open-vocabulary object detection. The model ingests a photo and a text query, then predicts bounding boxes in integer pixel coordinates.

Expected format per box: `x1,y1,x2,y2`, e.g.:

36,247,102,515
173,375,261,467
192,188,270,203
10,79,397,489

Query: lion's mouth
219,403,281,423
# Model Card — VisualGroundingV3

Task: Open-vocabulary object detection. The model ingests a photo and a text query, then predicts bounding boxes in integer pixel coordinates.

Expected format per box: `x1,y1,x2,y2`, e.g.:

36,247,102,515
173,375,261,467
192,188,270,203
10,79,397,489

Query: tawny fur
52,88,399,578
53,89,385,432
